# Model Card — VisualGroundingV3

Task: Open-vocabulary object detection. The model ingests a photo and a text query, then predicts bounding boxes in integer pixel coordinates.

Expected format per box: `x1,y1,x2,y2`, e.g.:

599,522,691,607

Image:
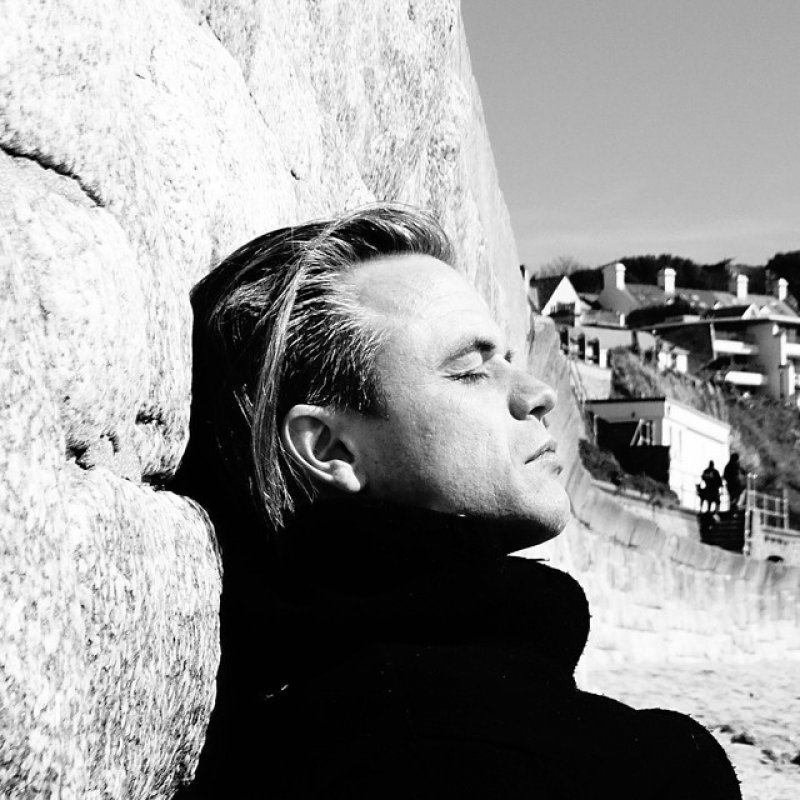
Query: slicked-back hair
182,205,454,531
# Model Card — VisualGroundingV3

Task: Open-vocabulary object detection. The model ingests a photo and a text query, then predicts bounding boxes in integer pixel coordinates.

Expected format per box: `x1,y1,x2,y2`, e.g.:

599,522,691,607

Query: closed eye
453,350,513,383
452,369,489,383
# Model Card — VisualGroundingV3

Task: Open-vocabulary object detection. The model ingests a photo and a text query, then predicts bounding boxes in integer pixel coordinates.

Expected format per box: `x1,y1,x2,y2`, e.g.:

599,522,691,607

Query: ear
280,404,368,494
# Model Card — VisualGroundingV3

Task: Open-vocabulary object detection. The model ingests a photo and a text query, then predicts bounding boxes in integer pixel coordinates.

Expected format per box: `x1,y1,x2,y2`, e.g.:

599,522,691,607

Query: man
701,460,723,514
723,452,746,510
175,206,740,799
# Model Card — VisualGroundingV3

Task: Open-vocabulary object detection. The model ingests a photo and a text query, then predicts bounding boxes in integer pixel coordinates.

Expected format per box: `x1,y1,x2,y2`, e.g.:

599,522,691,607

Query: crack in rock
0,142,105,207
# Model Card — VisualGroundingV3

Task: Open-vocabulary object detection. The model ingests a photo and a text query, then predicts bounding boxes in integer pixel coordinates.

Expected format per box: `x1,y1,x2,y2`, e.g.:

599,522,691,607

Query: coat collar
270,499,589,679
280,498,549,574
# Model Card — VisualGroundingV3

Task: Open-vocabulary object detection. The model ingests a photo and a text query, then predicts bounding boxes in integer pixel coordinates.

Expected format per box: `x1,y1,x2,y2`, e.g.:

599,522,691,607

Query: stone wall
528,318,800,670
749,517,800,567
0,2,524,798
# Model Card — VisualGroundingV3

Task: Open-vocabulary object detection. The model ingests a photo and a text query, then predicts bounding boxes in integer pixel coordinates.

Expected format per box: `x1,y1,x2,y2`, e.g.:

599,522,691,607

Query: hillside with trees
765,250,800,306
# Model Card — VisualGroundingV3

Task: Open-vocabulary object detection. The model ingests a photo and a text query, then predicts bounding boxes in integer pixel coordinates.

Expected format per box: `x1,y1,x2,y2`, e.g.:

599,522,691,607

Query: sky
461,0,800,272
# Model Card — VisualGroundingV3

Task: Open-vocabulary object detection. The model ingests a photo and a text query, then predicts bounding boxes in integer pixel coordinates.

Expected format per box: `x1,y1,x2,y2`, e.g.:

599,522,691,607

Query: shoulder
568,694,741,799
496,557,590,671
634,708,742,799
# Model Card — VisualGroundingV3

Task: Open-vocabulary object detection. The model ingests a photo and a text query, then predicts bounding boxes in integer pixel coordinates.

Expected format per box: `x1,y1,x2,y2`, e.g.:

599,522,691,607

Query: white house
649,310,800,400
585,397,730,510
595,265,800,399
528,275,583,317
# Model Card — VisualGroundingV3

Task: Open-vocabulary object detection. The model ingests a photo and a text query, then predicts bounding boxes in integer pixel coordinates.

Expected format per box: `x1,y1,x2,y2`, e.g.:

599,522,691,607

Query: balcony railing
722,370,767,387
713,339,758,355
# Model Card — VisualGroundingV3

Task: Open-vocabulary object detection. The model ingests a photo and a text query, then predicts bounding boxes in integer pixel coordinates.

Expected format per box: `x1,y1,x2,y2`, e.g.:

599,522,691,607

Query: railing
744,474,789,530
714,339,758,355
785,342,800,358
721,370,767,387
742,475,799,558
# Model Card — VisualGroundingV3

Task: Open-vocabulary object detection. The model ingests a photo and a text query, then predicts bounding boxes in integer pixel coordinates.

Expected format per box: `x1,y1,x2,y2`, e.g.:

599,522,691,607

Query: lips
525,438,558,464
525,439,557,464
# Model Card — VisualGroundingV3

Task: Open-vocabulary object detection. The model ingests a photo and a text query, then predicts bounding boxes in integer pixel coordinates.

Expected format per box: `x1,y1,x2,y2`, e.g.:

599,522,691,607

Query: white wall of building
661,400,730,509
586,398,730,510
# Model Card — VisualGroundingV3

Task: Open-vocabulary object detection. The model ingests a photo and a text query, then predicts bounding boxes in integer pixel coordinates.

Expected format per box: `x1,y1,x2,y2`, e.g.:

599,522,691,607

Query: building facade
585,397,731,510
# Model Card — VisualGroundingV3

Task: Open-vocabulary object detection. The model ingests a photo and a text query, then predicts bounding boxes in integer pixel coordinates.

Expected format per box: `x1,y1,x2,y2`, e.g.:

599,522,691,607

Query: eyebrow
439,336,513,368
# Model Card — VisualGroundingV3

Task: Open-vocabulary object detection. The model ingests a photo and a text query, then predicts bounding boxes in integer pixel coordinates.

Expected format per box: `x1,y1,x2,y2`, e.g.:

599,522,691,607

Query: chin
518,485,572,544
483,503,568,554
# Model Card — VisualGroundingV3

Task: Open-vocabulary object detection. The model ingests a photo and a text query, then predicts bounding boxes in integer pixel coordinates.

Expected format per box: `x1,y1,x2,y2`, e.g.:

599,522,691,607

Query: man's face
343,254,570,543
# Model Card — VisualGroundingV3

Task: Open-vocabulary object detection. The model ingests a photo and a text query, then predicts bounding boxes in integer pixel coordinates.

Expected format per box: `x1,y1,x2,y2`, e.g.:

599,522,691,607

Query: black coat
179,501,741,799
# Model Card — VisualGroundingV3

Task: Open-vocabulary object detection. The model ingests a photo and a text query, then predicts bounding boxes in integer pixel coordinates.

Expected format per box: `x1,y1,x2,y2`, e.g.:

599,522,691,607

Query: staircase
698,510,746,553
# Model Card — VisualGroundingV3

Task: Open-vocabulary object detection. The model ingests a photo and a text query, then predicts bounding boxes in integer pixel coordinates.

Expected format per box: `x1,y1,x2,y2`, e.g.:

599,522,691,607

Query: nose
509,369,557,421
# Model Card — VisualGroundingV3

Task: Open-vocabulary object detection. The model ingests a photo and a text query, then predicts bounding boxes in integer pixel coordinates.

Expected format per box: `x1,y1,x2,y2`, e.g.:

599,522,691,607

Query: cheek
420,400,509,477
374,386,513,484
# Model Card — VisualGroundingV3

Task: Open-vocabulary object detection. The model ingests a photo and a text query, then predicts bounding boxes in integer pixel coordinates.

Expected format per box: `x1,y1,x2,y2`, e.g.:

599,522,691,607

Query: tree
766,251,800,305
538,255,587,277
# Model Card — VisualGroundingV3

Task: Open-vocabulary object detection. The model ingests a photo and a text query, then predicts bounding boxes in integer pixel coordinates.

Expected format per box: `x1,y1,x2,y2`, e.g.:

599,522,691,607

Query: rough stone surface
0,235,222,798
1,1,522,797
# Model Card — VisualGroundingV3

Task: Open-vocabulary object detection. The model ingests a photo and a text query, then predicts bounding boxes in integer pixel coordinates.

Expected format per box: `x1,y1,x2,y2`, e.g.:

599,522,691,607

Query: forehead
348,254,496,330
346,254,504,375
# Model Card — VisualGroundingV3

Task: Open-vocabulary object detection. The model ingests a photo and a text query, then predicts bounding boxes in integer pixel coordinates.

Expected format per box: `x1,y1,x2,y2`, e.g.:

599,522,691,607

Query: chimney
736,273,748,300
603,261,626,292
658,267,676,297
777,277,788,302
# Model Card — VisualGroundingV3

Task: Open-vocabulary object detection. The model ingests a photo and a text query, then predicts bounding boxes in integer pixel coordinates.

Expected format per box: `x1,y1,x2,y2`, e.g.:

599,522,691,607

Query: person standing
723,453,745,511
701,461,723,514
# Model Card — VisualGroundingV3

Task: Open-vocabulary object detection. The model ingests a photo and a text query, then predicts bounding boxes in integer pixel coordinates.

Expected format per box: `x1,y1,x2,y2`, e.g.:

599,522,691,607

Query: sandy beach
586,659,800,800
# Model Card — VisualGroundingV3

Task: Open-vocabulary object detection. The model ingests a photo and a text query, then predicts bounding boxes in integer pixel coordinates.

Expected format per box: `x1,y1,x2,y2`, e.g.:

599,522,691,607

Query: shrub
578,438,623,484
578,439,680,507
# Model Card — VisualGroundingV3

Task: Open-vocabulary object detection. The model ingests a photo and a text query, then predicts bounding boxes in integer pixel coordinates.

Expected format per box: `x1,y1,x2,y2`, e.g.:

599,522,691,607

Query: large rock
0,1,522,797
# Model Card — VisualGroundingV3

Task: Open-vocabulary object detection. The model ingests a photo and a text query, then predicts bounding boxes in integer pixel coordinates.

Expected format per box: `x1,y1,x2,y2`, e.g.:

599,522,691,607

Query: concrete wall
0,2,524,798
575,360,613,400
606,488,700,541
527,317,800,668
750,516,800,567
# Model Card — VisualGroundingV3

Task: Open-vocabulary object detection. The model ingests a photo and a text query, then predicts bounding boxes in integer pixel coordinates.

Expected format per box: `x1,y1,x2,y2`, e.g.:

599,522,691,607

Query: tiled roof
621,283,796,317
676,288,736,309
625,283,667,306
590,267,799,320
623,283,739,311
